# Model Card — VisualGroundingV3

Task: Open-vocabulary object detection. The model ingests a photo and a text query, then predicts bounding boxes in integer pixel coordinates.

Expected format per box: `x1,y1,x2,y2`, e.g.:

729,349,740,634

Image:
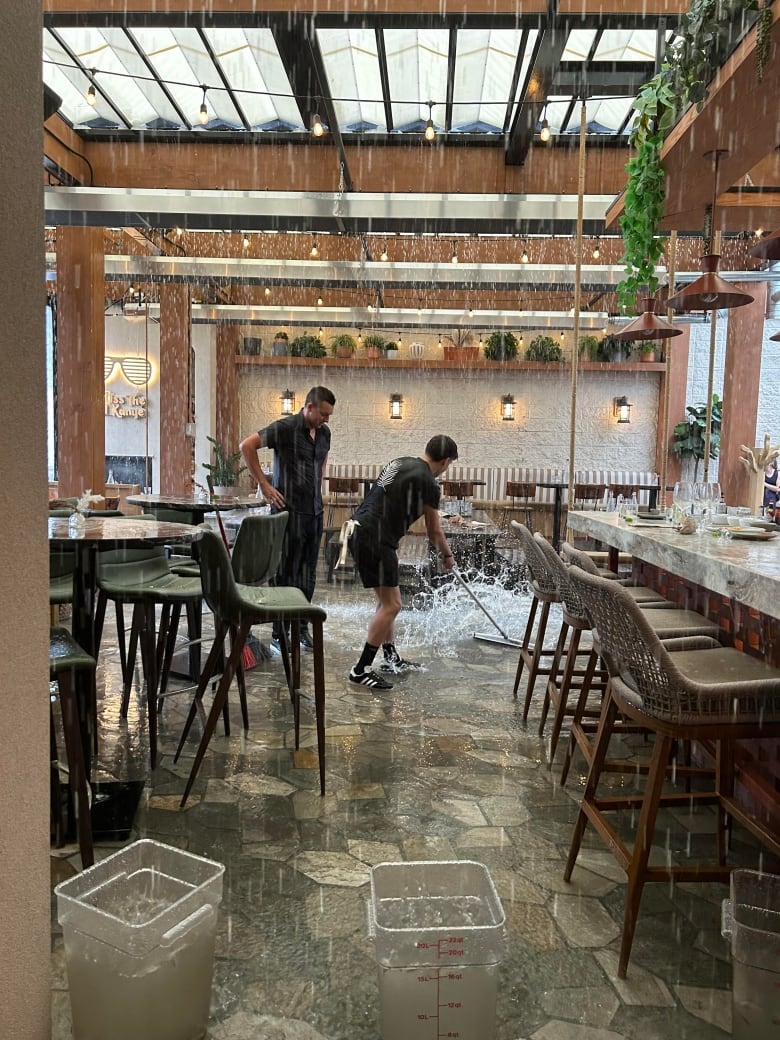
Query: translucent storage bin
55,839,225,1040
369,861,505,1040
722,869,780,1040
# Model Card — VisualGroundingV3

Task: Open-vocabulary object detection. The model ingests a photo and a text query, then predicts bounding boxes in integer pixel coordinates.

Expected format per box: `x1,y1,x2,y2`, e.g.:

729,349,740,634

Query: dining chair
174,527,327,806
324,476,361,528
50,627,95,868
500,481,537,540
564,565,780,977
94,547,203,768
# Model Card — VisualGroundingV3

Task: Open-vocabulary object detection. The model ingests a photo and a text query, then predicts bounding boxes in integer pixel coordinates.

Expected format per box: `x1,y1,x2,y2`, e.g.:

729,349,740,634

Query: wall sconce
501,394,516,421
389,393,404,420
613,396,632,424
280,388,296,416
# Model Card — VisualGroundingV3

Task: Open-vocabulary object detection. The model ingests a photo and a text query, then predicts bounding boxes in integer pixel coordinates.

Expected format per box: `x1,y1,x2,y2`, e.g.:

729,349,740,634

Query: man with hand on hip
347,434,458,689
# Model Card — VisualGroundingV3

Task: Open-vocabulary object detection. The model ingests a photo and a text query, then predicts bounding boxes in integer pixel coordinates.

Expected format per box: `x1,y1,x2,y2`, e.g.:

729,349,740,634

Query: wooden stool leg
513,597,539,698
539,621,569,735
547,626,582,757
173,621,229,760
312,620,326,795
522,600,551,721
57,669,95,868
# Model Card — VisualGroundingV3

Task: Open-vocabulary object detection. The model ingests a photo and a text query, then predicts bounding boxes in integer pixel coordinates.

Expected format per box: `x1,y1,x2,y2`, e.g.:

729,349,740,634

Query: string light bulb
311,112,324,137
86,69,97,106
451,241,459,264
316,295,323,307
592,238,600,260
242,232,250,249
310,237,319,259
264,286,271,297
539,105,550,142
357,330,363,345
424,101,435,142
521,246,529,264
380,243,388,262
198,85,209,124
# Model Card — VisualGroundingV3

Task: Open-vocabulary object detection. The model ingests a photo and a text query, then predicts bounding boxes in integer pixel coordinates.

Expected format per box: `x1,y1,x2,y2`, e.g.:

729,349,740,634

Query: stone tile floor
51,564,778,1039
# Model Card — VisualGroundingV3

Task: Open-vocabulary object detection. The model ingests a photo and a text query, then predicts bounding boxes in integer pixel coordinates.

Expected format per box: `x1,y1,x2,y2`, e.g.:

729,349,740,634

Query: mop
451,566,521,648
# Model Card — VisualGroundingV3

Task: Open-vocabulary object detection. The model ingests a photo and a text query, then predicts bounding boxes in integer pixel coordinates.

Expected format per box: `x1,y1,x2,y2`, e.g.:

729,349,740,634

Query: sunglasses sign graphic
104,356,153,385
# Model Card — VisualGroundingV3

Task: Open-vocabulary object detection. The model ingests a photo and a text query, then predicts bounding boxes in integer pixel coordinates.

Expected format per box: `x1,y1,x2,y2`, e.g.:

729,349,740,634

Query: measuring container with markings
369,860,505,1040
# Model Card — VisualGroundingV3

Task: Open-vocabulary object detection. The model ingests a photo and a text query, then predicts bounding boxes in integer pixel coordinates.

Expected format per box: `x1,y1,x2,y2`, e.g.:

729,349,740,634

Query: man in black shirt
240,385,335,649
347,434,458,689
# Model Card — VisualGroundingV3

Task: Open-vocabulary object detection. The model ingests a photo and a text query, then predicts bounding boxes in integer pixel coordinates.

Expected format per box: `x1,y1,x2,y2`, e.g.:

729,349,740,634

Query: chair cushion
50,627,96,675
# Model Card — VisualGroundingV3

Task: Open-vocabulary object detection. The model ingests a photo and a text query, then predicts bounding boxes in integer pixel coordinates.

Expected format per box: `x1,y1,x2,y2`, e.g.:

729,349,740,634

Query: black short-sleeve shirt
259,412,330,516
353,456,441,548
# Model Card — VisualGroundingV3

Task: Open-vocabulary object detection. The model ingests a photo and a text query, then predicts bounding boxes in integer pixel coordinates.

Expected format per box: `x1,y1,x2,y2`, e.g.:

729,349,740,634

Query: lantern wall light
501,394,516,421
389,393,404,420
280,388,296,415
613,396,632,424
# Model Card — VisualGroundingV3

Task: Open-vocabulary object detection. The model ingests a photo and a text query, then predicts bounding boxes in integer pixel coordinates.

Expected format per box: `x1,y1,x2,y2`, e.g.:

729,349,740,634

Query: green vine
618,0,767,311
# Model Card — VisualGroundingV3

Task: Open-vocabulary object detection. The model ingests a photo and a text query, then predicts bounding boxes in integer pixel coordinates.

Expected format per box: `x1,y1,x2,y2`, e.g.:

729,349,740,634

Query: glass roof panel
318,28,386,132
46,27,177,128
585,96,636,132
130,27,240,129
453,29,523,133
384,29,449,132
562,29,596,61
202,27,302,130
594,29,659,62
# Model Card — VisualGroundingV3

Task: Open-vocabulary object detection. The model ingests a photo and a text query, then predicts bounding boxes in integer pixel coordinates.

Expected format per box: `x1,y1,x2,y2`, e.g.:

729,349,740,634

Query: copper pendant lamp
667,254,754,311
611,296,683,341
750,227,780,261
771,330,780,343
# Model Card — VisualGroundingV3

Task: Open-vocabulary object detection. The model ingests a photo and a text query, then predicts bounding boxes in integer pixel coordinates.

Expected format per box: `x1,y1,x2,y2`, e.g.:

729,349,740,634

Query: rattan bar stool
560,541,670,604
500,481,537,540
509,521,565,720
325,476,362,527
564,566,780,977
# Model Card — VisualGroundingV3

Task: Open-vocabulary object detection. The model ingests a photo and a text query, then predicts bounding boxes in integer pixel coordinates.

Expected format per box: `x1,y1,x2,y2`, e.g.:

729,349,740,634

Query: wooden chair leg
522,600,552,721
618,732,673,978
513,596,539,698
560,650,604,785
57,669,95,868
539,621,569,735
121,601,140,717
547,625,583,757
173,621,229,760
312,619,326,795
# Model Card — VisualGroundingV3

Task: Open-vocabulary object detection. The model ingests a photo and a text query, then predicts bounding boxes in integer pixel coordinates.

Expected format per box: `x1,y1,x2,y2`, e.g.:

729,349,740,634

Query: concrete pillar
655,325,691,497
216,325,241,456
0,4,51,1035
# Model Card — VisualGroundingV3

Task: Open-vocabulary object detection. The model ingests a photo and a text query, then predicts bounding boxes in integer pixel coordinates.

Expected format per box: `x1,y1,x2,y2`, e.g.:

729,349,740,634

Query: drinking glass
692,482,708,534
673,481,693,525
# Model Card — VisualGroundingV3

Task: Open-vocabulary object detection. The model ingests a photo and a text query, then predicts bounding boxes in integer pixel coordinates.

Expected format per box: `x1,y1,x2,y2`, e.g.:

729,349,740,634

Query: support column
56,226,106,497
159,283,192,494
720,282,768,506
216,324,241,454
655,325,691,496
1,3,50,1035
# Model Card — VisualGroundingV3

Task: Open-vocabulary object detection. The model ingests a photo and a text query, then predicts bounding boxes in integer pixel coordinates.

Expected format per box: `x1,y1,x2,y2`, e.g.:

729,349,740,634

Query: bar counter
565,512,780,621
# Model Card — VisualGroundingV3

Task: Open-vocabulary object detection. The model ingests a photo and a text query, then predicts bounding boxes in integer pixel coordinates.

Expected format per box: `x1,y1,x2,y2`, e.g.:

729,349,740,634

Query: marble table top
565,511,780,621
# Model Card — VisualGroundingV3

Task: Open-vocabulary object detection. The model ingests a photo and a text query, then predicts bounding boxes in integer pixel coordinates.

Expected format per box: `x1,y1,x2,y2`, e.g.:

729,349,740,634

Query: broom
208,476,257,670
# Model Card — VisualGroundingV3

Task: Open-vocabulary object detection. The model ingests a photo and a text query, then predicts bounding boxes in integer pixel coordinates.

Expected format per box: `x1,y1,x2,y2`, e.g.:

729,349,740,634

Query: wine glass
692,482,709,534
673,481,692,525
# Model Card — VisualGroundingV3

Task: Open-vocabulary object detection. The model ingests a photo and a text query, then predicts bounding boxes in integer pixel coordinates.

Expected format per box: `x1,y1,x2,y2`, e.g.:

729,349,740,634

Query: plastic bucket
55,839,225,1040
722,868,780,1040
369,860,505,1040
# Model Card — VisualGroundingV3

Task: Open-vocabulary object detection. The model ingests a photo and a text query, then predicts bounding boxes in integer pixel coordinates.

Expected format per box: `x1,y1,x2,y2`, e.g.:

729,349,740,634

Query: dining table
125,492,266,522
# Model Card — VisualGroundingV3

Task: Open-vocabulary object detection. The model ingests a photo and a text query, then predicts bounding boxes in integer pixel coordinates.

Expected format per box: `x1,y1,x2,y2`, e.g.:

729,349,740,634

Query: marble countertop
565,511,780,621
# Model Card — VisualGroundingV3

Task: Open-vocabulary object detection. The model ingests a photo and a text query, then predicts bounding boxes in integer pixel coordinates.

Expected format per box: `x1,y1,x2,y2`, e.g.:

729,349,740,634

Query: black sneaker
378,657,423,674
348,668,393,690
299,628,314,652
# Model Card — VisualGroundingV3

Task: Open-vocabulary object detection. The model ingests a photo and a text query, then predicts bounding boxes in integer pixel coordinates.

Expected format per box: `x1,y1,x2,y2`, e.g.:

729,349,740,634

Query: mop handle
450,564,511,642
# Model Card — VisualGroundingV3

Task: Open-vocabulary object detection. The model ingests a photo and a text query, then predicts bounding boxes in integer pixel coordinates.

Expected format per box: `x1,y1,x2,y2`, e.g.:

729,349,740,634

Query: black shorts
349,528,399,588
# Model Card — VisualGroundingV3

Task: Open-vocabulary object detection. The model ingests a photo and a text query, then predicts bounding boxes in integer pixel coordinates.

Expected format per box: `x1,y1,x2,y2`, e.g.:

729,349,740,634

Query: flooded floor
51,556,776,1039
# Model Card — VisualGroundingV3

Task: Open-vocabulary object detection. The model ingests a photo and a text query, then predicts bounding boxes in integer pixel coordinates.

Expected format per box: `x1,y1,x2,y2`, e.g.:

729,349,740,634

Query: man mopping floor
346,435,459,690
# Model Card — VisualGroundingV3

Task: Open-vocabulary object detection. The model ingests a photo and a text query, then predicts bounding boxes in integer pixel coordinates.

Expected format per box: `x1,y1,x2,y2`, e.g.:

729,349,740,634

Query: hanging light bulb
86,69,97,107
316,295,323,307
318,326,323,337
357,329,363,345
380,243,389,262
310,237,319,259
311,112,324,137
396,331,402,346
438,336,442,349
521,246,529,264
424,101,436,142
198,85,209,124
264,286,271,297
539,105,550,142
451,241,459,264
592,239,600,260
242,232,250,249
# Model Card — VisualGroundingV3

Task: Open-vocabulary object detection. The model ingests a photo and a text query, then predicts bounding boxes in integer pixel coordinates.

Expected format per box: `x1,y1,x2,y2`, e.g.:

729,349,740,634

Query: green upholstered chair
174,526,327,806
50,628,95,868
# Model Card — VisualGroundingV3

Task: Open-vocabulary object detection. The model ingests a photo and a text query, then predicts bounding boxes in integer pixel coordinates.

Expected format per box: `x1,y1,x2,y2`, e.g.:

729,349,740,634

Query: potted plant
578,334,600,361
363,333,386,359
442,329,479,362
635,340,660,363
484,331,519,362
272,331,289,357
672,394,723,482
385,340,399,359
290,333,326,358
331,332,357,359
202,435,247,495
525,335,563,363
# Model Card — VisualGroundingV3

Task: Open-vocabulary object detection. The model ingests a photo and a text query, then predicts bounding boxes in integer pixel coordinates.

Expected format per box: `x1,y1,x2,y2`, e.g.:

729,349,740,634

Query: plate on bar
729,529,777,540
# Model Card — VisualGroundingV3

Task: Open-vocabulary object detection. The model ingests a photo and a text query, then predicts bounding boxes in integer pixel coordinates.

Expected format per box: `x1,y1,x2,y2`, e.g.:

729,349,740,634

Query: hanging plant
757,0,773,81
618,0,766,310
